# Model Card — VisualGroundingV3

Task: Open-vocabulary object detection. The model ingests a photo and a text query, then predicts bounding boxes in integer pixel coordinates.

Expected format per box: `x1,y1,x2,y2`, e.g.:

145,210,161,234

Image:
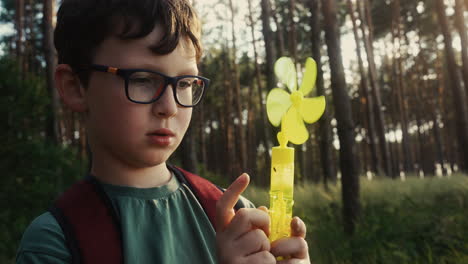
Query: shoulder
16,212,70,263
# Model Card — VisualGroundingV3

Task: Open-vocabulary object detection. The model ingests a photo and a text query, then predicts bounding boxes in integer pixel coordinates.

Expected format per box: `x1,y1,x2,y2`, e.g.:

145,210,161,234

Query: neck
90,157,172,188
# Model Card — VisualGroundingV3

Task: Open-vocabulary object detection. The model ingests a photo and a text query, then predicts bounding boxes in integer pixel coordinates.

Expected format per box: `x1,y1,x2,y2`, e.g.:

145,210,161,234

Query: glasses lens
176,77,205,106
128,72,165,103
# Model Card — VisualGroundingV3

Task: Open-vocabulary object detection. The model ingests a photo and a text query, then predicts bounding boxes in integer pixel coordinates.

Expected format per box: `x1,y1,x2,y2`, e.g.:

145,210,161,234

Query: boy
16,0,310,263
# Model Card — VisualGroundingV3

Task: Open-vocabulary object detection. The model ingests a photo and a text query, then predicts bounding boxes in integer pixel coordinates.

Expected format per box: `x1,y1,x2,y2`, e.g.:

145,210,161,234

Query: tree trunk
222,47,236,178
286,0,307,179
438,56,458,173
261,0,278,93
392,0,413,173
15,0,25,73
228,0,248,173
197,62,208,167
431,82,447,176
43,0,60,144
418,39,447,176
271,0,286,57
288,0,298,63
214,109,224,174
346,0,379,175
310,0,336,185
246,90,258,179
455,0,468,92
414,111,426,176
420,72,443,176
199,102,207,167
322,0,360,235
181,125,198,174
23,0,35,74
454,0,468,94
248,0,271,185
435,0,468,172
358,0,393,177
357,0,394,177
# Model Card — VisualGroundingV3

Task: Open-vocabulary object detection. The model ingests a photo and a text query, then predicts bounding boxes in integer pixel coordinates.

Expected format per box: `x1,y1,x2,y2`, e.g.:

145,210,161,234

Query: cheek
86,78,146,135
179,108,193,131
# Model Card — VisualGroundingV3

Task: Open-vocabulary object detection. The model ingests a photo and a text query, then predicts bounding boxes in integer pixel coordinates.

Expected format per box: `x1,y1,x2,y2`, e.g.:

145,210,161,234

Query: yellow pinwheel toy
266,57,325,242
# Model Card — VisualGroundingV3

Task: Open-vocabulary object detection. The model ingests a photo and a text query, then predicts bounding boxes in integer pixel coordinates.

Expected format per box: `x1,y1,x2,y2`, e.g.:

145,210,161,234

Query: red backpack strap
169,165,243,230
49,176,123,264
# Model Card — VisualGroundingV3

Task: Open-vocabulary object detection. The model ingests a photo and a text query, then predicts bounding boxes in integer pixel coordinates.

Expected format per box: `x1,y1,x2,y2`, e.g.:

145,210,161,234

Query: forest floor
244,174,468,264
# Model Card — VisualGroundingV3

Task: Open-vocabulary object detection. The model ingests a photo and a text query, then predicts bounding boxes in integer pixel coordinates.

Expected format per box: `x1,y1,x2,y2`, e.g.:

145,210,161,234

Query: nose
152,85,178,118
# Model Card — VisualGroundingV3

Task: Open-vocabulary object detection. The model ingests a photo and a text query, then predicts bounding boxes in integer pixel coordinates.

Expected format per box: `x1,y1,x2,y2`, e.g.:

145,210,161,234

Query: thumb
215,173,250,232
291,217,307,238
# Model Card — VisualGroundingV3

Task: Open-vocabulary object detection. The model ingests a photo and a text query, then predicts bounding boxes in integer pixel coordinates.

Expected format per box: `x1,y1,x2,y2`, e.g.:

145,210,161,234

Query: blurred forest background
1,0,468,263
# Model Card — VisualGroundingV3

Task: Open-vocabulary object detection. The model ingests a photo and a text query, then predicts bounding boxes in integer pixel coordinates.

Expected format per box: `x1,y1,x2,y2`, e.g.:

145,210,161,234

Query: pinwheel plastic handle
269,146,294,242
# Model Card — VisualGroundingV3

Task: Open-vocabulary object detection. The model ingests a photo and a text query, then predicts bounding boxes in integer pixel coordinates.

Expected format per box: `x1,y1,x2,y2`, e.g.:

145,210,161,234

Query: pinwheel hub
277,132,288,147
290,91,304,108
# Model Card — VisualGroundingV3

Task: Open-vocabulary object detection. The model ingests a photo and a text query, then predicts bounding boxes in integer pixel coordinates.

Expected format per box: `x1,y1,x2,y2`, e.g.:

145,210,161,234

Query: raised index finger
215,173,250,231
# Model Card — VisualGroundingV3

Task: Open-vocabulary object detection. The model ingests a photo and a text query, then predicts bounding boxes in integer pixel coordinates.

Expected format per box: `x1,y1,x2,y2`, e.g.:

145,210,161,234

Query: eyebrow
125,63,199,77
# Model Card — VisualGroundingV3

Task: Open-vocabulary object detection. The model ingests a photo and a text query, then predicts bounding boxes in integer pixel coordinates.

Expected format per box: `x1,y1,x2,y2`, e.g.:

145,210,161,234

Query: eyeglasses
89,64,209,107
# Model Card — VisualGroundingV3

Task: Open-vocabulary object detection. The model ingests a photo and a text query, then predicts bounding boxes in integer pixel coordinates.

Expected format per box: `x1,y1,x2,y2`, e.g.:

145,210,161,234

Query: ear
55,64,88,112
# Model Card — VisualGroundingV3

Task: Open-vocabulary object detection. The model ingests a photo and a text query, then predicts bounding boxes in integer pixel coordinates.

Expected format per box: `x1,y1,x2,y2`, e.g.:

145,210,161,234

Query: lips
147,128,175,137
147,128,175,147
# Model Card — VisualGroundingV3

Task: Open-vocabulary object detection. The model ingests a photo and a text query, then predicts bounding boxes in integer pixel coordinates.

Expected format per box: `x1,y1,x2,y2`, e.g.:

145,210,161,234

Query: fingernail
241,173,250,182
293,217,303,231
294,218,300,229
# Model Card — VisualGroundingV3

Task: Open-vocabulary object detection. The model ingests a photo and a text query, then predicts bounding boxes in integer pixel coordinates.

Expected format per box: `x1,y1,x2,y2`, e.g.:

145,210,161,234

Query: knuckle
236,208,249,219
252,228,266,237
251,229,270,251
298,238,309,253
258,208,270,219
259,251,276,263
262,238,271,252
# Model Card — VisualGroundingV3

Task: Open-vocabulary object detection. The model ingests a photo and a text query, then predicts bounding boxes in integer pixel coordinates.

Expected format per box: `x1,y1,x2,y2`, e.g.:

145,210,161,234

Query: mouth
147,128,175,137
147,128,175,147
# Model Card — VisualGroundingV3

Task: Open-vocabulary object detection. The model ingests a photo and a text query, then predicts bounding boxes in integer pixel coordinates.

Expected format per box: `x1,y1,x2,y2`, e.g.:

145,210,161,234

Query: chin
124,145,177,169
140,154,171,168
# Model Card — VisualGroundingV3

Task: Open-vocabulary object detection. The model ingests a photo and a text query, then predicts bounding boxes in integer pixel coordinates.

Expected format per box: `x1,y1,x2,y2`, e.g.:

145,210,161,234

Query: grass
243,175,468,264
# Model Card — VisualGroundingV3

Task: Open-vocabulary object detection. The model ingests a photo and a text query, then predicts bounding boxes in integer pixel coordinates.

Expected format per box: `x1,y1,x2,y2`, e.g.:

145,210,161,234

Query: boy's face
84,25,195,169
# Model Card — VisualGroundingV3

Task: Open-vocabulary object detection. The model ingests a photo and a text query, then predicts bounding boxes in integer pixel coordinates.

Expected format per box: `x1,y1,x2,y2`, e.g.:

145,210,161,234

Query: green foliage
0,57,49,139
197,163,232,188
244,176,468,264
0,139,84,263
0,1,46,70
371,0,439,39
0,57,85,262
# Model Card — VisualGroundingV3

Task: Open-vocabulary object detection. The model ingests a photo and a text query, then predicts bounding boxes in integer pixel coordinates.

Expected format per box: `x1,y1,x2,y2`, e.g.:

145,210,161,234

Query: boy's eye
178,80,192,89
129,73,164,87
132,77,151,84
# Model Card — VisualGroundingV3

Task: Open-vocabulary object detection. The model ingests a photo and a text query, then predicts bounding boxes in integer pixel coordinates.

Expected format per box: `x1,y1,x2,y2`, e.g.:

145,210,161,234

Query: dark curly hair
54,0,202,86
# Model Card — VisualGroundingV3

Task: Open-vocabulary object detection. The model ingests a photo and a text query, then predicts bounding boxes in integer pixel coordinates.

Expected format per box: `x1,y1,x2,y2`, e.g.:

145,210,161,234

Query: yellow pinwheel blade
266,88,292,127
301,96,326,124
283,107,309,145
274,57,297,93
299,58,317,96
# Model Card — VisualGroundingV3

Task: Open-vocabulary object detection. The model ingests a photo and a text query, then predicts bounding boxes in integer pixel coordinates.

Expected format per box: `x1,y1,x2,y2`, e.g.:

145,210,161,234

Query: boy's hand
216,174,276,264
270,217,311,263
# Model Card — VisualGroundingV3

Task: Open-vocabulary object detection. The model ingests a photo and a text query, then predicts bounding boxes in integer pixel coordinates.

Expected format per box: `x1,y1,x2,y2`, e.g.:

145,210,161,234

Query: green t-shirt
16,174,254,263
